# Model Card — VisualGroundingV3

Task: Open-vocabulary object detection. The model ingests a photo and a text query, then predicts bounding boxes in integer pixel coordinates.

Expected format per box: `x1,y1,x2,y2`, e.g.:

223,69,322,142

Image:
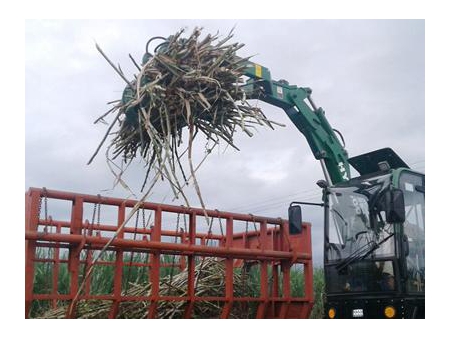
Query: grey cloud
26,19,424,266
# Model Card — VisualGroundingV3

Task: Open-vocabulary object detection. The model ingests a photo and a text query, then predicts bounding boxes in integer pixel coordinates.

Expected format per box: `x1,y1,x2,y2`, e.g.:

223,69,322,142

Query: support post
148,207,162,318
183,211,196,318
220,217,234,318
25,189,41,318
256,220,268,318
66,196,83,318
109,203,125,318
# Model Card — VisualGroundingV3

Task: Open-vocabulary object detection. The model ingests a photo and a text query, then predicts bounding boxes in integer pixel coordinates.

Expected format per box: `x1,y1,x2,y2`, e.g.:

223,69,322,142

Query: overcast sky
25,19,424,266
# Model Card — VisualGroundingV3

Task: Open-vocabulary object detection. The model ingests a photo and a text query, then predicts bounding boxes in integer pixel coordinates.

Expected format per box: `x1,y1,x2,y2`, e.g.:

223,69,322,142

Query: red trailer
25,187,314,319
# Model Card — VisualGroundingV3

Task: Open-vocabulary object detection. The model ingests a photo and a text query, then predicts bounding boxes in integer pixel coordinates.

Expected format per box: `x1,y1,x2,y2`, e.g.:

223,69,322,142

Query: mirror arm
290,201,324,207
288,201,325,235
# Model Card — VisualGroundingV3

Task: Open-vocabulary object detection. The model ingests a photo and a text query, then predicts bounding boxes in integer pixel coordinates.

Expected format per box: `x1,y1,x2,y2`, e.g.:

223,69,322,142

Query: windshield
326,174,393,261
325,174,396,293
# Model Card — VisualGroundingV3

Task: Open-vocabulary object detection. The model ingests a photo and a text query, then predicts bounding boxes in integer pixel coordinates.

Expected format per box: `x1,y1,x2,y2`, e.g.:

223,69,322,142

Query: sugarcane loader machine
124,41,425,319
238,62,425,319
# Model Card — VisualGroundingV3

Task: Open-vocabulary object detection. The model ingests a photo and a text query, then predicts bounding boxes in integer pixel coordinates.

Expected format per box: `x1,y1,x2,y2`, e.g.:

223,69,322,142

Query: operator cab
288,149,425,318
325,148,424,318
322,167,424,318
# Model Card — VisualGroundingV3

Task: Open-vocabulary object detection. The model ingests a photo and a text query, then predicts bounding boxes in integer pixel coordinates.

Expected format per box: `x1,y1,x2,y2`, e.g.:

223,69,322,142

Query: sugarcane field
25,20,425,321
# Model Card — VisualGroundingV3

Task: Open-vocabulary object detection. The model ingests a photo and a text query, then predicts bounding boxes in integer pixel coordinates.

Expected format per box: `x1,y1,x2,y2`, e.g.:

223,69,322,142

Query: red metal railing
25,187,314,318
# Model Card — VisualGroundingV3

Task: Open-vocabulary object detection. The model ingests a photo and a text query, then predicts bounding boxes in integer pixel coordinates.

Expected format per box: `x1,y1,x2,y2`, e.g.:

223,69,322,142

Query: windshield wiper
330,209,349,247
331,208,347,225
336,233,394,273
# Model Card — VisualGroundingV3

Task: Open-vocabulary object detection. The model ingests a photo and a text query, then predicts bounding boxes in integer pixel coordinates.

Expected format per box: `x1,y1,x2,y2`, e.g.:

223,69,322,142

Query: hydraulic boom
242,62,350,185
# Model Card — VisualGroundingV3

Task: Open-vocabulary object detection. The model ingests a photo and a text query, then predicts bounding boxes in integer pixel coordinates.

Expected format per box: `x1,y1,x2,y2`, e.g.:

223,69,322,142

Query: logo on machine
338,162,349,181
276,86,283,99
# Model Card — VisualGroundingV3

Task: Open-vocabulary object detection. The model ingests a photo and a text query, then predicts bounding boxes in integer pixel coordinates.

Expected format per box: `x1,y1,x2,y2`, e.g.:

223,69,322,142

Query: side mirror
384,188,406,223
288,204,302,234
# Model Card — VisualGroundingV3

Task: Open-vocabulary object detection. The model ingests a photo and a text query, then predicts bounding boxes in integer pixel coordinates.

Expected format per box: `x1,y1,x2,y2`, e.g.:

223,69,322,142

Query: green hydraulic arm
242,62,351,185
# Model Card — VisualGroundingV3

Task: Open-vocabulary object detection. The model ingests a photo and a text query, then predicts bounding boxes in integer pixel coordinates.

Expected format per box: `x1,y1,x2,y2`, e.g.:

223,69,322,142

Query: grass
310,267,325,319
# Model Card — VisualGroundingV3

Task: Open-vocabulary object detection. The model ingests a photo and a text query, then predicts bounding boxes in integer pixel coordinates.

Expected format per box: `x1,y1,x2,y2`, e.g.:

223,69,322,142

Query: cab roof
348,148,409,176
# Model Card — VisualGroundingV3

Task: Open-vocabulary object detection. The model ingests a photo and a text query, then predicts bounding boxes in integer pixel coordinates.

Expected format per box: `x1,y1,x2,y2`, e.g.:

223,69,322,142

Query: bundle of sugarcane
89,27,281,197
39,258,256,319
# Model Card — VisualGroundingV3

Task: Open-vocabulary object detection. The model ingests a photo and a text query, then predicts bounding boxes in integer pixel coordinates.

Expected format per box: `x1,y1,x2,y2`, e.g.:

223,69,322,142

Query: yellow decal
255,64,262,78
